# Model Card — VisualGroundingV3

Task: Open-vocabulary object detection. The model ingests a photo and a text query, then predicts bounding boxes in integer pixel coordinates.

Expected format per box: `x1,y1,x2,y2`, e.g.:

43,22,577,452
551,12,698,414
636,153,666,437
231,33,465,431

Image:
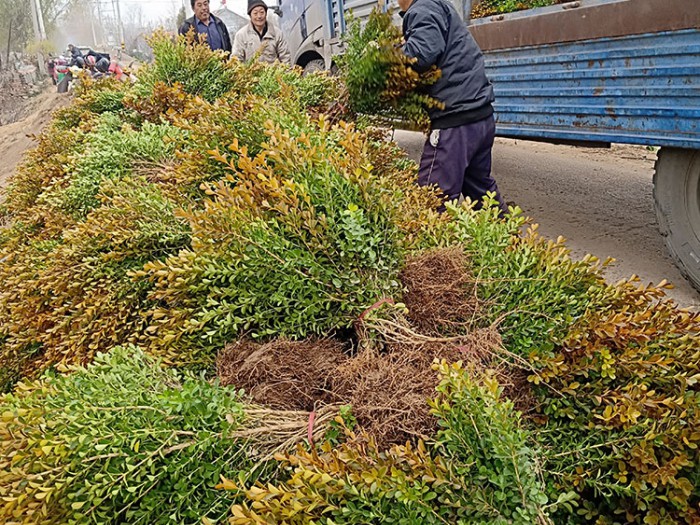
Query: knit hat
247,0,267,15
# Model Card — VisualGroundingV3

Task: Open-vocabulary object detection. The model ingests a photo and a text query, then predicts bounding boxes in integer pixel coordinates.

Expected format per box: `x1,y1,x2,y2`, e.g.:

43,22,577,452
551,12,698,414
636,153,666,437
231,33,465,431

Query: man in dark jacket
67,44,85,68
399,0,507,214
178,0,232,53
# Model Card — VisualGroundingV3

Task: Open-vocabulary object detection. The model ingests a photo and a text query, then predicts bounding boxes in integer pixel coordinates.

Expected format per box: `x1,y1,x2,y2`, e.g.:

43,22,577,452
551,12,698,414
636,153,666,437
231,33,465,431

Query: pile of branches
471,0,565,18
0,29,698,525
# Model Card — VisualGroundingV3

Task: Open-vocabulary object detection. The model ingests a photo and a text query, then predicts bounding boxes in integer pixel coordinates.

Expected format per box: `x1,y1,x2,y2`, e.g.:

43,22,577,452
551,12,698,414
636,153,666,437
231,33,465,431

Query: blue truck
277,0,700,291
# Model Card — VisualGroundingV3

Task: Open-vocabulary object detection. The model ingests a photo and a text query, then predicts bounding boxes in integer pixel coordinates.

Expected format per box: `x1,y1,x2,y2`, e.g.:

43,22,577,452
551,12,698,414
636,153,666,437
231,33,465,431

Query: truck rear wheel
653,147,700,291
302,59,325,75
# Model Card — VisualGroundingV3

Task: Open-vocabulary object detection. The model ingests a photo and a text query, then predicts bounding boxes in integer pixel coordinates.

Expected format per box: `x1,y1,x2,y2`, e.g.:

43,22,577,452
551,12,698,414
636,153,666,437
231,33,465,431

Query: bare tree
0,0,84,54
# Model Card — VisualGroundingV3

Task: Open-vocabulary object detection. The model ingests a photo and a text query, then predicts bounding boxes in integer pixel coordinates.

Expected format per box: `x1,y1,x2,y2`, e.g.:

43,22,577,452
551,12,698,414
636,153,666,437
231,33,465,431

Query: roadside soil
0,86,70,191
393,131,700,309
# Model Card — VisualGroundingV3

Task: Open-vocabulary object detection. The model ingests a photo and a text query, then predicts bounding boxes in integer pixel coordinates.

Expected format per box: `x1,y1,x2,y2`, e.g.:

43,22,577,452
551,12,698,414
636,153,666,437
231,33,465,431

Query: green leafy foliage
55,118,187,218
0,31,432,380
74,76,130,115
472,0,562,18
447,202,700,523
338,9,444,129
1,122,87,222
0,174,190,385
1,20,698,525
447,199,610,356
133,29,253,102
141,120,408,364
430,361,550,524
0,347,260,525
251,62,341,111
535,292,700,524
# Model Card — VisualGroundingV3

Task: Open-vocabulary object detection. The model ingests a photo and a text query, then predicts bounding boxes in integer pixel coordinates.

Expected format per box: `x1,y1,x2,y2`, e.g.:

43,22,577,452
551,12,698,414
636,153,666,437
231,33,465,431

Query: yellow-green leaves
338,9,444,131
0,347,253,525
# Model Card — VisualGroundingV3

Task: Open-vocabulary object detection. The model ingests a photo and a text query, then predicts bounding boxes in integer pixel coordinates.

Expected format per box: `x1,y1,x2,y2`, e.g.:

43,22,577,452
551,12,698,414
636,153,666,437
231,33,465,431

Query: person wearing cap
398,0,507,215
178,0,232,53
232,0,290,65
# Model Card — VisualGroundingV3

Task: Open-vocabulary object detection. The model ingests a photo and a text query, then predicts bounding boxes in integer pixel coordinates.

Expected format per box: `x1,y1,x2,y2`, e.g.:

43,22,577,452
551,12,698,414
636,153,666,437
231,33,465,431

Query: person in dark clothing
399,0,507,214
46,54,57,84
67,44,82,59
67,44,85,68
178,0,232,53
86,50,111,73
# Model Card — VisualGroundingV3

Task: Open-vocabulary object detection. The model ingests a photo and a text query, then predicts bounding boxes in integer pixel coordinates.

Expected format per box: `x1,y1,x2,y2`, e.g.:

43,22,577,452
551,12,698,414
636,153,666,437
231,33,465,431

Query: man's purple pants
418,115,507,214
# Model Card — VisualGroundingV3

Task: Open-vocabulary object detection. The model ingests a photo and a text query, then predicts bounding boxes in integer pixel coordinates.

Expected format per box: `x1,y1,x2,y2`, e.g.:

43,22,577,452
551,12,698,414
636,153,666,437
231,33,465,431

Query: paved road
393,130,700,309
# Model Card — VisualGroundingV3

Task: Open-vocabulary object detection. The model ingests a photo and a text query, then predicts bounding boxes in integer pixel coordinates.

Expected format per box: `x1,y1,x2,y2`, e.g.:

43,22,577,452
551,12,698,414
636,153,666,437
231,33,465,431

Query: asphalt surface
393,130,700,310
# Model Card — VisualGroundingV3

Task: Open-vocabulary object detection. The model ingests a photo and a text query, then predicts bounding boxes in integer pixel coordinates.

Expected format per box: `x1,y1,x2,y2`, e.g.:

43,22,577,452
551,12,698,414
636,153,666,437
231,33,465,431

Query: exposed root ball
333,327,506,448
331,340,461,448
215,247,526,450
217,338,348,411
216,327,512,449
399,247,477,335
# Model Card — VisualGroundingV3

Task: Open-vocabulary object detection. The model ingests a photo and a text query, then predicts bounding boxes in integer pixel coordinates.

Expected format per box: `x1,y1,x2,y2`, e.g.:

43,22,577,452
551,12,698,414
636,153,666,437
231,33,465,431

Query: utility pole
113,0,125,55
96,0,105,46
29,0,46,74
89,1,98,47
30,0,41,41
34,0,48,40
97,0,103,43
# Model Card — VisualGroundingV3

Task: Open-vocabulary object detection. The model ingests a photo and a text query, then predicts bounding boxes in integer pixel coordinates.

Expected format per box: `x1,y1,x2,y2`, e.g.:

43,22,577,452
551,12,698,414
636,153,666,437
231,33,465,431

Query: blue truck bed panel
485,28,700,149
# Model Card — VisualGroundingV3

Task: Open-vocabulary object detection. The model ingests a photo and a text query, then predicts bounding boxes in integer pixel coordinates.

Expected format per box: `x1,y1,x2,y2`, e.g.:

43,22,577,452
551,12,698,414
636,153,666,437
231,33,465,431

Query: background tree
0,0,81,61
176,6,186,28
1,0,32,64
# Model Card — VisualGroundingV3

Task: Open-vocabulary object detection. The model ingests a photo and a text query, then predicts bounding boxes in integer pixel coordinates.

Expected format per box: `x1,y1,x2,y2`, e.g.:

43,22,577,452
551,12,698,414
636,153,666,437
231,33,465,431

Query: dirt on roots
217,338,348,411
217,248,531,448
399,246,479,335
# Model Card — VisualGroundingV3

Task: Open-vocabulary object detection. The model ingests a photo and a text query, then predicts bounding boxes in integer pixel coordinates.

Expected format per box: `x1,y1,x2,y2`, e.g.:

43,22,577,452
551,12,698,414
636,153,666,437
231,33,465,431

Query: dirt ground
394,131,700,309
0,86,70,191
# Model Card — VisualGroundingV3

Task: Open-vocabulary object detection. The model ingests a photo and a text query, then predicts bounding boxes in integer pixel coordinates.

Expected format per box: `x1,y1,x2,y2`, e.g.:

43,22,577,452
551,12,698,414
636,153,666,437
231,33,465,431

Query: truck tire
653,147,700,291
302,59,325,75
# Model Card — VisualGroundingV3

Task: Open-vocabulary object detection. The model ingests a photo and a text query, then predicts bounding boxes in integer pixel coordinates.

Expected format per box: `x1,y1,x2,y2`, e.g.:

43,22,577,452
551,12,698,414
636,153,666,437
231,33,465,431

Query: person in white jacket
232,0,291,65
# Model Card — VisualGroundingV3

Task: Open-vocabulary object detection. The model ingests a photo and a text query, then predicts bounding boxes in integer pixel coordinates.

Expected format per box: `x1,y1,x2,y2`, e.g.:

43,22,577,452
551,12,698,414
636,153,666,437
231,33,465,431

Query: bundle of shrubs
338,9,444,130
1,348,258,524
471,0,564,18
0,24,698,525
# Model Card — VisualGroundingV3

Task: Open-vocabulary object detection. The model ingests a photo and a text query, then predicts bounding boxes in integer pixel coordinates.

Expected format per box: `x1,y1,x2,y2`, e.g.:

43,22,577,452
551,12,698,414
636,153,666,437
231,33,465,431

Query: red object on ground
307,411,316,446
108,62,124,81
